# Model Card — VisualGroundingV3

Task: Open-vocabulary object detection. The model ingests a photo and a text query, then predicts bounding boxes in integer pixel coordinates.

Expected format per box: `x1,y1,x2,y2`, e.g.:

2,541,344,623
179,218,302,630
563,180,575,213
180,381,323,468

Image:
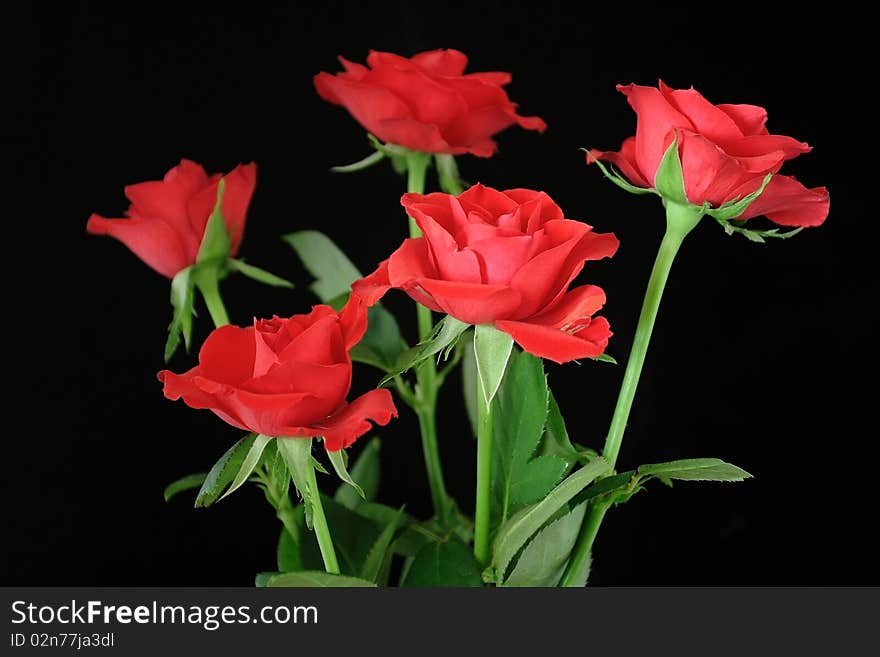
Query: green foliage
277,437,317,528
488,458,610,584
538,391,597,474
283,230,362,302
264,571,376,587
401,538,483,587
503,503,587,587
493,352,567,524
637,458,752,485
349,306,407,371
196,179,230,264
360,507,406,585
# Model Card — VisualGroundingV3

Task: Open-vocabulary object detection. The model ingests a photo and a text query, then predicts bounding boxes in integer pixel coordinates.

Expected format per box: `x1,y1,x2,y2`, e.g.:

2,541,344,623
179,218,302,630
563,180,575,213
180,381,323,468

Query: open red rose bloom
353,184,619,363
589,82,829,227
314,49,546,157
87,159,257,278
158,298,397,451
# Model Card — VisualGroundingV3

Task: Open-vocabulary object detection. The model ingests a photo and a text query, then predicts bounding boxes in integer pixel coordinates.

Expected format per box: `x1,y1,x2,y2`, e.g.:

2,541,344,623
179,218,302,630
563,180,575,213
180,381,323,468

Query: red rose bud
158,297,398,451
588,82,829,227
87,159,257,277
314,49,546,157
353,185,619,364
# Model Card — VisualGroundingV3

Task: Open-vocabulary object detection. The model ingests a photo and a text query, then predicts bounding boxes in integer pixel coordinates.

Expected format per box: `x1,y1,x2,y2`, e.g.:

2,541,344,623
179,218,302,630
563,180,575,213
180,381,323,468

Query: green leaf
227,259,293,288
654,135,688,204
473,324,515,411
434,154,465,195
379,315,469,385
539,391,596,473
708,173,772,221
334,437,381,509
266,571,376,588
283,230,362,302
360,506,405,584
163,473,206,502
165,266,195,362
330,150,386,173
219,433,273,501
489,457,609,583
586,150,657,196
349,305,407,371
401,538,482,587
460,329,479,437
196,179,231,264
503,502,587,587
326,447,364,501
195,434,257,507
277,437,316,527
637,458,752,483
277,527,301,572
494,352,567,523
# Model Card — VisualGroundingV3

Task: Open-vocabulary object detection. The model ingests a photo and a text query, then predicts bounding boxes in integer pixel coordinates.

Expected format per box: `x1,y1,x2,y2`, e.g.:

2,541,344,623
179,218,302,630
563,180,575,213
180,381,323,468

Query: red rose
352,184,619,364
87,159,257,278
588,82,829,227
314,49,546,157
157,297,397,451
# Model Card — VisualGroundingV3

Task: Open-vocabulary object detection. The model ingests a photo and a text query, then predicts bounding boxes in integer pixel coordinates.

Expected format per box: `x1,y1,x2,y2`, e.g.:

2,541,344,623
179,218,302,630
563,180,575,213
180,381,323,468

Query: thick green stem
306,461,340,574
473,379,494,566
195,271,230,327
406,152,453,526
559,201,703,587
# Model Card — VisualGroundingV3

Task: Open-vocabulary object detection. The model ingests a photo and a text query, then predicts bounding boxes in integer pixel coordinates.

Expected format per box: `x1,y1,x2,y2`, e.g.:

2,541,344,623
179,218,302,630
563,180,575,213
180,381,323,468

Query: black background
9,2,876,585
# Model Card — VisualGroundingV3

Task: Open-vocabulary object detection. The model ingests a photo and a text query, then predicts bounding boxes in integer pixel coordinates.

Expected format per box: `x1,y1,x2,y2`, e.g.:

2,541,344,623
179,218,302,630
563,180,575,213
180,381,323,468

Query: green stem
405,152,453,526
559,201,703,587
306,460,340,574
473,379,494,566
195,271,230,327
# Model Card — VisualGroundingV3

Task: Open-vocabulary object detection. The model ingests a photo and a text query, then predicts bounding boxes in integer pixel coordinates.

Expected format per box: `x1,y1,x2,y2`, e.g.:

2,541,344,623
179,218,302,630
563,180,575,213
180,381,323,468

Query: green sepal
378,315,469,386
325,445,365,501
163,473,207,502
218,433,273,501
707,173,773,222
277,437,317,529
196,179,231,264
585,148,656,196
434,154,466,195
473,324,515,412
330,150,386,173
195,434,257,507
165,266,196,362
227,259,293,288
334,437,381,510
654,134,688,204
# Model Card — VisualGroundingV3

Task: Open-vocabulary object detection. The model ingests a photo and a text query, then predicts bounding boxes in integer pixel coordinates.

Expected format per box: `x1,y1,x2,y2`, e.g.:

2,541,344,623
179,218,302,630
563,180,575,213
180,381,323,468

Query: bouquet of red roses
88,49,828,587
